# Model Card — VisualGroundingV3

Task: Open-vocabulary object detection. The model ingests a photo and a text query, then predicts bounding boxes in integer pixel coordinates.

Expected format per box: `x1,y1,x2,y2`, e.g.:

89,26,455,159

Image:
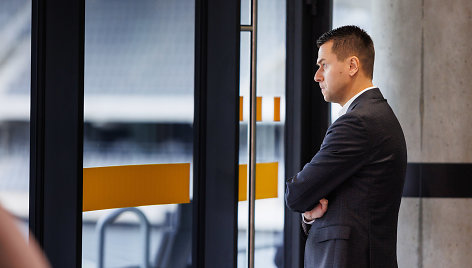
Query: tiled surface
371,0,423,163
371,0,472,163
397,198,420,268
398,198,472,268
422,0,472,162
422,198,472,268
369,2,472,266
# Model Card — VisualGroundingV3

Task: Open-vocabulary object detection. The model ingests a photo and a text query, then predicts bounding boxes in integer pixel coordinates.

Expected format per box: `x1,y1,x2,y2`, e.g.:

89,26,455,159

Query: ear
348,56,360,77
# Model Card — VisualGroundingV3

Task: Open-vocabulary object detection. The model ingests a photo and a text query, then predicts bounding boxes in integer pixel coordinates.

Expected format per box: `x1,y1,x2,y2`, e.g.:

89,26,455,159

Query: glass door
82,0,195,267
0,0,31,234
238,0,286,267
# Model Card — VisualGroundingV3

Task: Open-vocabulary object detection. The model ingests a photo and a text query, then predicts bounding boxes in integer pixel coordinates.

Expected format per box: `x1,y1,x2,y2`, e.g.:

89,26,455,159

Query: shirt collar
337,86,376,118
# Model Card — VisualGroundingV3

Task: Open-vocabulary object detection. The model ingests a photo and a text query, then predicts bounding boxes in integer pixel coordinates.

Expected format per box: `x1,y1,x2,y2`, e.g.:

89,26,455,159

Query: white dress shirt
337,86,376,118
302,86,376,225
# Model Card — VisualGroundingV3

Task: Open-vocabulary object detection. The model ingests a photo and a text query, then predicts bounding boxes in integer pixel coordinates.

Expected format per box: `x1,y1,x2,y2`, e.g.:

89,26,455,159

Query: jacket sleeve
285,113,370,213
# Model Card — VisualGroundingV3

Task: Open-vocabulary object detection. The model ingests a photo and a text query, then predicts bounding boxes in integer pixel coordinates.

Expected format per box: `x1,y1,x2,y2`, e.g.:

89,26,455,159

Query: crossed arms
285,113,369,220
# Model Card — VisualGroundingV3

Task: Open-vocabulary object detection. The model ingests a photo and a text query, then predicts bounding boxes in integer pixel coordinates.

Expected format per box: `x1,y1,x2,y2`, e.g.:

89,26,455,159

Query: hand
303,198,328,222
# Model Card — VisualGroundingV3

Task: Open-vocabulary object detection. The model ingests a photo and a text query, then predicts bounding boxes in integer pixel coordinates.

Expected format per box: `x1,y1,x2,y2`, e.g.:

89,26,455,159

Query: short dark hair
316,25,375,79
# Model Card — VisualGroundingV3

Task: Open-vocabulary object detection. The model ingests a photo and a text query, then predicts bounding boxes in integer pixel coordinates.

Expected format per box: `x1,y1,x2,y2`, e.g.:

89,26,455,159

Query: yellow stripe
239,162,278,201
240,96,243,121
84,162,278,211
274,97,280,122
256,96,262,122
83,163,190,211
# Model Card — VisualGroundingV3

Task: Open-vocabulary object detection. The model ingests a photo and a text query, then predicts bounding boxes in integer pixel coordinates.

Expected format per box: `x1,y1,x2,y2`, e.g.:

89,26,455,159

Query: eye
322,63,327,68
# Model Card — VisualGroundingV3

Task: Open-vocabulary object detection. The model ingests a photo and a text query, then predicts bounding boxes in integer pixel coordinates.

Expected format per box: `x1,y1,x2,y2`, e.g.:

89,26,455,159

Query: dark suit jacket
285,88,407,268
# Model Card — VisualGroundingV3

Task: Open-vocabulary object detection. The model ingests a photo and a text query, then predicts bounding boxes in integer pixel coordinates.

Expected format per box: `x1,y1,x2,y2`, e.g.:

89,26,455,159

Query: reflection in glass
241,0,251,25
83,0,194,267
0,0,31,232
238,30,251,266
254,0,286,267
238,0,286,267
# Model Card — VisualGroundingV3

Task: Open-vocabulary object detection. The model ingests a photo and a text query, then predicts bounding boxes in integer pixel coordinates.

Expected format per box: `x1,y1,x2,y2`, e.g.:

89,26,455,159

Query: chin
321,92,328,100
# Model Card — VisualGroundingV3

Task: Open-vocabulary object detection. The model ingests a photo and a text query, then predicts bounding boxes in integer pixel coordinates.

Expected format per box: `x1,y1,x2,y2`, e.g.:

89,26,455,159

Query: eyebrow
316,58,325,66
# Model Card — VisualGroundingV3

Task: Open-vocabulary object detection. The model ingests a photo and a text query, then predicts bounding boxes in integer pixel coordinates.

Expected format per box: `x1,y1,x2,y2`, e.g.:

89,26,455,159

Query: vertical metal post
194,0,240,267
240,1,257,267
247,0,257,267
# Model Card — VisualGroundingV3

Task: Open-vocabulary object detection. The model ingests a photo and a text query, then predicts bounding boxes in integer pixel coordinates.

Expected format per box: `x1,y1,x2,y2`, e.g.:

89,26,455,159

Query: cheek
333,68,344,77
330,69,345,83
324,70,334,84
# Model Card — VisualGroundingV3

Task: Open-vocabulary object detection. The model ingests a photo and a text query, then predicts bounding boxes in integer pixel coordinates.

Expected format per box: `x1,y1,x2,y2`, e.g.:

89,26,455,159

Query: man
285,25,407,268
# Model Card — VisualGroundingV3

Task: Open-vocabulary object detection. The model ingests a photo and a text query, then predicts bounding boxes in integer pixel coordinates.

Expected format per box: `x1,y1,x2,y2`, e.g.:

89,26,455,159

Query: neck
339,77,373,107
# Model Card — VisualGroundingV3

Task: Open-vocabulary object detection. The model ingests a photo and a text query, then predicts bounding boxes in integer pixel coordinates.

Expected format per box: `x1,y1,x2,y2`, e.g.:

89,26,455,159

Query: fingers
320,199,328,213
303,199,329,221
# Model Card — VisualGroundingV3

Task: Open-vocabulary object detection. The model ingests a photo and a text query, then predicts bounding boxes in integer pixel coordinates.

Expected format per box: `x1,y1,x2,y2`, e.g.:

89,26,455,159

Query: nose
314,68,323,82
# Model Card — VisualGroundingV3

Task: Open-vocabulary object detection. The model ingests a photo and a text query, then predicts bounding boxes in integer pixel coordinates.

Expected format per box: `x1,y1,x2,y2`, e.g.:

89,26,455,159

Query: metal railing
96,207,151,268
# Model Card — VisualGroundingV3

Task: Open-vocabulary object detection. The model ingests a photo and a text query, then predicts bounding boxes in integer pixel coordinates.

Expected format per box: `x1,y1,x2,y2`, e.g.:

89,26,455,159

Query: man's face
314,41,350,104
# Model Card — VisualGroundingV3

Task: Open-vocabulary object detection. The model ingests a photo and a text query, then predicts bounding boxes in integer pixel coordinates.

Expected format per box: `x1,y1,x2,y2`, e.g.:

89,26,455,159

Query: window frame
31,0,241,267
284,0,332,267
30,0,85,266
193,0,241,267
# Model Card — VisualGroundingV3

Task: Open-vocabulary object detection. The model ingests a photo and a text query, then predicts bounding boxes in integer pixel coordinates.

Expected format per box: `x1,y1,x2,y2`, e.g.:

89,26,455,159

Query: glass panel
238,30,251,266
238,0,286,267
0,0,31,234
254,0,285,266
83,0,194,267
241,0,251,25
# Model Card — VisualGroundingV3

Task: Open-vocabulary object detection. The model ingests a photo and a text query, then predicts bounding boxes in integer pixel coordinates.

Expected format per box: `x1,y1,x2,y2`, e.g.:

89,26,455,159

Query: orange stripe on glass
240,96,243,121
83,163,190,211
274,97,280,122
239,162,278,201
256,96,262,122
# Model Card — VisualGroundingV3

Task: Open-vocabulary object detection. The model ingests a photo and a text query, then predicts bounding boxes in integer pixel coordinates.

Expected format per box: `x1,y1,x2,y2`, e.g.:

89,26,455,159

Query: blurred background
0,0,286,267
2,0,472,267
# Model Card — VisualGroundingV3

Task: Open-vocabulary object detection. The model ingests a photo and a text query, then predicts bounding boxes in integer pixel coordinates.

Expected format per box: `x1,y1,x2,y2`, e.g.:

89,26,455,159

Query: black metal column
193,0,240,267
30,0,84,267
284,0,331,267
